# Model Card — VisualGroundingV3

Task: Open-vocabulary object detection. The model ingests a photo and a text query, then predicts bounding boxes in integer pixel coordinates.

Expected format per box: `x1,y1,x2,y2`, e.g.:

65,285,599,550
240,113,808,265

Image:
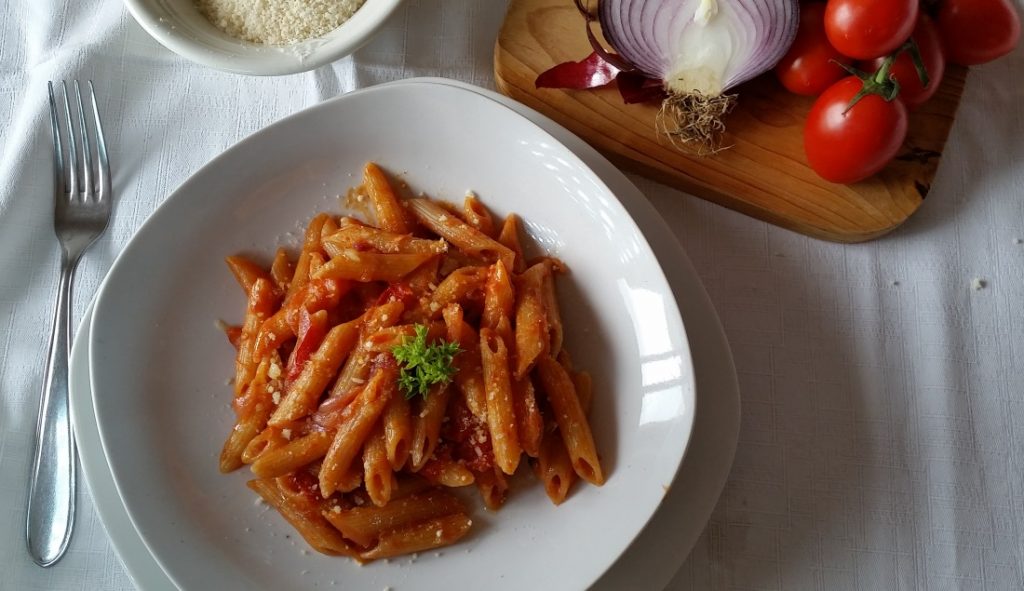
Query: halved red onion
537,0,799,153
599,0,799,96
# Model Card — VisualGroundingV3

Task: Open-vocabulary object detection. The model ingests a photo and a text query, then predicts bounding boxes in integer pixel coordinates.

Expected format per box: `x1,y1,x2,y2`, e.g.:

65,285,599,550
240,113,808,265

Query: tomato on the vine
776,3,854,96
937,0,1021,66
825,0,918,60
805,76,908,184
866,15,945,109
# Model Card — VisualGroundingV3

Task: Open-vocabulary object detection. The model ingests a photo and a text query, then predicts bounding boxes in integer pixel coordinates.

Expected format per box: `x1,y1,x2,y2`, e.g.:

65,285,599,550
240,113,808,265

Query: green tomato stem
905,38,931,89
842,40,918,114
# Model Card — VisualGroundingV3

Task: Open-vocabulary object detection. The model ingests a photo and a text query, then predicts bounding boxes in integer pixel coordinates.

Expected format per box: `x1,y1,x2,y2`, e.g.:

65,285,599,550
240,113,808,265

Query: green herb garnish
391,324,461,400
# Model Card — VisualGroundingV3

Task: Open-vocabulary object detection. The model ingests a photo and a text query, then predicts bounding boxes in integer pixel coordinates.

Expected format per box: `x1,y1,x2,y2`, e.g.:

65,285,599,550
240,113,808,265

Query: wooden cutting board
494,0,967,243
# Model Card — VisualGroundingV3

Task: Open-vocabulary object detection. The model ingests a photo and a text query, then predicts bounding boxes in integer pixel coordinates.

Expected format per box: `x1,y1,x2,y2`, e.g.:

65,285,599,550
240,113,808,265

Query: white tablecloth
3,1,1024,589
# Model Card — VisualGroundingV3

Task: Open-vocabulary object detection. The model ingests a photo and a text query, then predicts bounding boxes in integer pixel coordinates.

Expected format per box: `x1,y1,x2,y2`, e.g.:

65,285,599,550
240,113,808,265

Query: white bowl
89,80,695,590
122,0,404,75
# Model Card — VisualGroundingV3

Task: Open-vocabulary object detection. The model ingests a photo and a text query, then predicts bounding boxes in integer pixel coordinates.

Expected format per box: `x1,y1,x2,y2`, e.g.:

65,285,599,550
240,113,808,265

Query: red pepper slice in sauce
375,281,416,308
285,307,329,384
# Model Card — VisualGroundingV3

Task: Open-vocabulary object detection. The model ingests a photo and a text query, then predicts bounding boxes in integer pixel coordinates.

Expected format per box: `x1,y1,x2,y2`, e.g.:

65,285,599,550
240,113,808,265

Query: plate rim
70,304,179,591
72,77,739,591
88,80,697,590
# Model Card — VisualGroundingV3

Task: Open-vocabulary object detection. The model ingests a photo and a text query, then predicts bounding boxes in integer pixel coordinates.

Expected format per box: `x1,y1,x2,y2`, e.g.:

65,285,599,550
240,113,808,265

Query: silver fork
26,80,111,567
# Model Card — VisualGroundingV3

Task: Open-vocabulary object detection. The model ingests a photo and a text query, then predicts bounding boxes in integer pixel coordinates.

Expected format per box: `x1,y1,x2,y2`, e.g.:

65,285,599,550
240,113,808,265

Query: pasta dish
217,162,605,561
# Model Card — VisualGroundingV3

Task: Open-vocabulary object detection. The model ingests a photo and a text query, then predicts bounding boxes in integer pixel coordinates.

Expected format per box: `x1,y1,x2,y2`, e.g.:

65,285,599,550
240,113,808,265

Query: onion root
656,92,738,156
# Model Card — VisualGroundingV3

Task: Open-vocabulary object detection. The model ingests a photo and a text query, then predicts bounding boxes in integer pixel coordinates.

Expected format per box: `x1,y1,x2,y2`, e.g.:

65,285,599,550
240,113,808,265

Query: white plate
71,77,740,591
88,81,695,591
70,304,177,591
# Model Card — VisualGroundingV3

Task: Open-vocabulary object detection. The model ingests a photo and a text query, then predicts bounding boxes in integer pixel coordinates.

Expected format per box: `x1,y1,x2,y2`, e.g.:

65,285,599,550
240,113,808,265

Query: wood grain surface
494,0,966,242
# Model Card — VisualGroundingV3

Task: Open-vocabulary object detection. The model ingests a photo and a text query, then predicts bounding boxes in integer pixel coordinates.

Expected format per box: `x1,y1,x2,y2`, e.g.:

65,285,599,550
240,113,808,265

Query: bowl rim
121,0,406,76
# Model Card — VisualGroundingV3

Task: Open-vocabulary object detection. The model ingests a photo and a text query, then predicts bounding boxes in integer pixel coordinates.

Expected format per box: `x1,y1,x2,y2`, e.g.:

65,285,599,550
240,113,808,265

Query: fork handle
26,256,78,567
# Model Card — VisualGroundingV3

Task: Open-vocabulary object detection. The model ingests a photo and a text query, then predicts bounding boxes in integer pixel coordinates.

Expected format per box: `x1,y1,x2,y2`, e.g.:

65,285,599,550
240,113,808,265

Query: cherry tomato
938,0,1021,66
804,76,908,184
776,3,854,96
866,15,945,109
825,0,918,60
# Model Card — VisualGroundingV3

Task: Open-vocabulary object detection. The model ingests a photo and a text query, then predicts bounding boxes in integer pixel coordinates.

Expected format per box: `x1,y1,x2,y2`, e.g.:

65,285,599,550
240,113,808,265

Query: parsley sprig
391,324,461,400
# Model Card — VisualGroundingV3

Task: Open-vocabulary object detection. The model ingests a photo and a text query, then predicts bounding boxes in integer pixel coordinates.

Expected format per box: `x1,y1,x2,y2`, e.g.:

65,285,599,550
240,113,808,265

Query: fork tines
47,80,110,203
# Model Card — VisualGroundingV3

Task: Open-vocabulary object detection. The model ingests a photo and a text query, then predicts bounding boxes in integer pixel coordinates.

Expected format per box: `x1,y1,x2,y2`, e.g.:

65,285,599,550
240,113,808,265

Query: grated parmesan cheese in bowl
195,0,367,45
123,0,402,75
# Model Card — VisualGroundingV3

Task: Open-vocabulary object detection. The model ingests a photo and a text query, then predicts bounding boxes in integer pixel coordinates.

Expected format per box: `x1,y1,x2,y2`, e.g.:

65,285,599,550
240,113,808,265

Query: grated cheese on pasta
195,0,367,45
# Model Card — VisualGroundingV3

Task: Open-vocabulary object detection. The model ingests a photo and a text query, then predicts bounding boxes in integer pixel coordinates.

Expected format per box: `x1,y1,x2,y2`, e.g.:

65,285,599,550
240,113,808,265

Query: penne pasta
307,251,325,276
323,488,465,549
462,193,495,237
401,257,441,322
319,360,397,496
241,423,289,465
323,225,446,256
359,513,472,561
496,214,526,273
513,376,543,458
382,387,412,469
406,198,515,271
336,462,366,494
226,255,274,295
252,309,291,360
220,355,277,472
253,276,350,361
535,355,604,486
429,266,487,317
247,477,354,556
535,430,576,505
475,466,508,510
420,457,475,487
405,255,440,293
287,213,332,300
269,316,362,425
479,328,521,475
482,260,514,331
363,162,414,234
535,350,581,505
315,250,435,283
408,384,453,471
391,474,433,500
320,215,339,239
442,304,487,419
513,261,549,378
540,259,565,355
250,430,333,478
270,247,294,292
363,324,419,353
337,215,366,229
363,422,396,507
234,278,280,398
329,301,404,399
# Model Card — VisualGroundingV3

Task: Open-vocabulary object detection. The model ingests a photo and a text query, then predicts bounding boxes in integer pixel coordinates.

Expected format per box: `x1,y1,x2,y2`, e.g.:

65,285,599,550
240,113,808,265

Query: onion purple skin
598,0,801,95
